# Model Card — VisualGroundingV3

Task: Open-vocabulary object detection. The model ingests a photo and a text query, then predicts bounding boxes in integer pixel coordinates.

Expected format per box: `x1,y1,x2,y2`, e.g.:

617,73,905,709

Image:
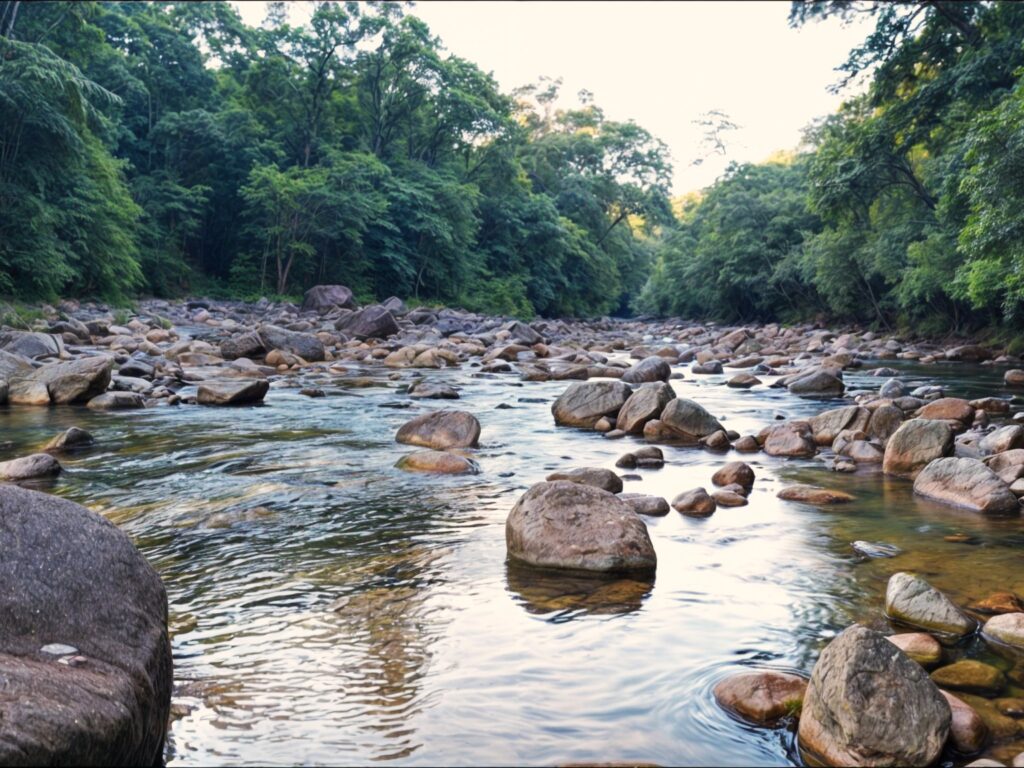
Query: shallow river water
5,347,1024,766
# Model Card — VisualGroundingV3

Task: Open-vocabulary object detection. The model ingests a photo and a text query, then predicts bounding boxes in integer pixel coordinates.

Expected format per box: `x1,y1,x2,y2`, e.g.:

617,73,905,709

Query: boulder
672,487,717,517
711,461,755,491
197,379,270,406
257,325,325,362
659,397,725,442
219,331,265,361
763,421,817,458
43,427,95,453
551,380,632,429
0,453,61,481
798,625,950,767
545,467,623,494
395,450,480,474
0,485,170,766
713,671,807,725
982,613,1024,650
810,406,869,446
302,284,356,312
980,425,1024,456
502,320,544,345
885,572,975,637
86,392,146,411
913,457,1020,515
616,382,675,434
918,397,975,424
334,305,400,340
882,419,954,477
787,369,845,397
395,409,481,450
30,356,113,405
867,404,904,442
620,356,671,385
885,633,942,667
777,485,854,504
0,330,62,360
505,481,656,573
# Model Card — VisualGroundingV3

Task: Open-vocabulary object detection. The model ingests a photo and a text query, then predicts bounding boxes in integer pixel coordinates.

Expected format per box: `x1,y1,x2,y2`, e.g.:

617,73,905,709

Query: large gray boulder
302,284,356,312
616,382,675,434
0,485,171,765
787,368,845,397
501,320,544,345
0,453,61,481
257,325,325,362
798,625,950,767
620,356,671,385
396,409,481,449
334,305,400,340
0,330,63,360
882,419,954,477
30,355,113,404
551,380,633,428
913,457,1020,515
505,481,656,573
885,572,975,637
219,331,265,361
810,406,869,446
659,397,724,442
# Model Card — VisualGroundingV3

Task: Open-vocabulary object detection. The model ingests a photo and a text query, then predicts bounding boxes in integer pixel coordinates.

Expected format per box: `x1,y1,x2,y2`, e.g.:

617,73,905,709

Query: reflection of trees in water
327,542,450,761
505,564,654,619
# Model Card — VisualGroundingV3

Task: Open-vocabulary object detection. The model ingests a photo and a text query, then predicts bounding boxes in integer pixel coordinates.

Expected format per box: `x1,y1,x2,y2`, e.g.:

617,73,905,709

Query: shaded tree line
0,0,672,316
638,1,1024,334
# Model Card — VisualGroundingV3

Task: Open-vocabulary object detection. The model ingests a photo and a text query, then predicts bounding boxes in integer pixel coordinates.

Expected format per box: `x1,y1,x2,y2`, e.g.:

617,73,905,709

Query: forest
1,1,1023,333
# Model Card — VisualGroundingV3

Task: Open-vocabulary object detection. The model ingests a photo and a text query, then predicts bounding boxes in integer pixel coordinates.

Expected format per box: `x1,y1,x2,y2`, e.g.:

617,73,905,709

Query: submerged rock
777,485,854,505
931,660,1006,697
43,427,95,453
505,481,656,573
713,670,807,725
798,625,950,767
395,450,480,474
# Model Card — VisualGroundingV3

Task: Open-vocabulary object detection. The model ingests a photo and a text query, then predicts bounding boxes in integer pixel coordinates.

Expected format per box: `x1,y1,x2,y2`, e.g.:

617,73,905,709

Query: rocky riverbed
4,288,1024,765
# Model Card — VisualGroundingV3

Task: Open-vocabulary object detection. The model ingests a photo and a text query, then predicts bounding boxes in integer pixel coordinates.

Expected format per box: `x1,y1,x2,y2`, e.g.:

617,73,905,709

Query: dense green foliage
639,1,1024,332
0,0,670,316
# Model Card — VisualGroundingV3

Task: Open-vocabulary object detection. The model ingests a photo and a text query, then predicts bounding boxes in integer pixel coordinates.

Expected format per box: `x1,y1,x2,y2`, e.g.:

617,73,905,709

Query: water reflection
506,564,654,619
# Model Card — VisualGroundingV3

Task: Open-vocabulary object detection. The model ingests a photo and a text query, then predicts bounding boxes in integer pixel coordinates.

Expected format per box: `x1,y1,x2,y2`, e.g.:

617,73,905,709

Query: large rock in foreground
885,571,975,637
798,625,950,767
396,409,481,449
913,457,1020,515
882,419,953,477
0,485,171,765
551,380,632,428
505,481,656,573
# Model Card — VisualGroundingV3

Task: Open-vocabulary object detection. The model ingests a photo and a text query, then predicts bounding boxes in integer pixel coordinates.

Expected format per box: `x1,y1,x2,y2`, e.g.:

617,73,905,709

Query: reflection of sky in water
1,353,1023,765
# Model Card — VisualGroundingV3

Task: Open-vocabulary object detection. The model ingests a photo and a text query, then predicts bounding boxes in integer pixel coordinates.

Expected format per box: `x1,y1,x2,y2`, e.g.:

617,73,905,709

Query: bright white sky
233,1,872,194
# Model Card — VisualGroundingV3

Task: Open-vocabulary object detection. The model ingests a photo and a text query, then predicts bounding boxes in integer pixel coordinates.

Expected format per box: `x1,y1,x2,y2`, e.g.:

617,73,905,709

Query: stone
735,435,760,452
763,421,817,457
931,661,1006,697
703,429,731,451
787,369,845,397
257,325,325,362
43,427,94,453
672,487,716,517
0,485,170,766
885,572,975,637
727,373,761,389
334,305,400,340
882,419,954,476
546,467,623,494
616,382,675,434
982,613,1024,650
30,356,113,404
941,691,989,755
219,331,265,361
810,406,870,446
0,453,61,481
395,410,481,450
505,481,656,573
797,625,950,767
867,404,904,442
842,440,885,464
620,356,671,384
618,494,670,517
197,379,270,406
969,593,1024,615
885,633,942,666
711,461,755,491
408,381,460,399
0,330,62,360
713,490,748,507
659,397,725,442
1006,370,1024,387
551,380,632,429
777,485,855,504
980,425,1024,455
918,397,975,424
913,457,1020,515
713,671,807,725
395,450,480,474
86,392,146,410
691,361,723,374
302,284,356,312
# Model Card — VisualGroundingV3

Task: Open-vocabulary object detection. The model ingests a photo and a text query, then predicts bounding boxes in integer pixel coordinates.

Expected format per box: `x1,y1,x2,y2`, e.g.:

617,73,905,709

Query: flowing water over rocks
6,298,1024,765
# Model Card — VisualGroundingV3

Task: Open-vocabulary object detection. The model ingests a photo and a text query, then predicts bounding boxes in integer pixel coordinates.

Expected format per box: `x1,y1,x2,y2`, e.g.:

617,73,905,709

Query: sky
233,1,873,194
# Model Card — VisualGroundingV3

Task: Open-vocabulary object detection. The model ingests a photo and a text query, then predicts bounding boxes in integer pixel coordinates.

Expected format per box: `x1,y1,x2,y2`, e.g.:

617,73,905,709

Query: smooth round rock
713,671,807,725
885,572,975,638
777,485,855,505
395,409,481,450
395,450,480,474
886,633,942,666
